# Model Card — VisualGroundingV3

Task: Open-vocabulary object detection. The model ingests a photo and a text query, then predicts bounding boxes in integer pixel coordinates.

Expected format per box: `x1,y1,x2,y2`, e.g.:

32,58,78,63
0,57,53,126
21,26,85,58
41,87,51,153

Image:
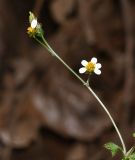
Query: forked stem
35,36,127,155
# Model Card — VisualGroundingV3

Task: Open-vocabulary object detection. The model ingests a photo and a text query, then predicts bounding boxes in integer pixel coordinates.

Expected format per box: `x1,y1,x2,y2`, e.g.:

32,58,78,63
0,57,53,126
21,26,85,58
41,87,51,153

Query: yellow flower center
27,27,35,34
85,62,95,72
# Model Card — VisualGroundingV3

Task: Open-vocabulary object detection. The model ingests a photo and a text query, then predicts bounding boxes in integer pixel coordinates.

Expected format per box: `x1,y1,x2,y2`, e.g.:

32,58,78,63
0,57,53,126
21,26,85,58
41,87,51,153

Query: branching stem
34,36,127,155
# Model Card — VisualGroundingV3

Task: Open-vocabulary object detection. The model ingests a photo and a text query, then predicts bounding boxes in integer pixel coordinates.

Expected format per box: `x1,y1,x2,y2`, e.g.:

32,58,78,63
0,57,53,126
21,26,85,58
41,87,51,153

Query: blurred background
0,0,135,160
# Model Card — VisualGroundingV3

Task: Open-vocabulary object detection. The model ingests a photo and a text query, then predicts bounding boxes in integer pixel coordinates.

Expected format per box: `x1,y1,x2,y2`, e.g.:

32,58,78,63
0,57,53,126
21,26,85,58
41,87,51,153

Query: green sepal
29,11,36,24
36,24,44,37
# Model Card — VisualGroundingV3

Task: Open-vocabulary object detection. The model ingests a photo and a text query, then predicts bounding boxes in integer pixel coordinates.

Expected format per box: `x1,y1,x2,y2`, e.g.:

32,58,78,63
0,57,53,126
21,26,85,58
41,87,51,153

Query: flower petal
96,63,102,69
91,57,97,64
31,19,37,28
94,69,101,75
79,67,86,74
81,60,88,66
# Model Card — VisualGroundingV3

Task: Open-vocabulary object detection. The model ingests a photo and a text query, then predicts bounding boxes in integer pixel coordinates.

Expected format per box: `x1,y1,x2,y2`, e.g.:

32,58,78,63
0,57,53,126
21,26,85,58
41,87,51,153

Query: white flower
31,19,37,29
79,57,102,75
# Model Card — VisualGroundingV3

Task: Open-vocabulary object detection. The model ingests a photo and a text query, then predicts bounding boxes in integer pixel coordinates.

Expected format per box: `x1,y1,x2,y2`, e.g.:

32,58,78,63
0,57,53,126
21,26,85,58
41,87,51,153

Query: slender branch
35,36,127,155
87,86,126,155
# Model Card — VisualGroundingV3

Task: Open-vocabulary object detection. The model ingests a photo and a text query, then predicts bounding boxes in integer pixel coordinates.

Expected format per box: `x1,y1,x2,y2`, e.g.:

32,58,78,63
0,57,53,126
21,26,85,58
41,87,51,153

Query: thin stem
35,36,85,84
87,86,126,155
35,36,127,155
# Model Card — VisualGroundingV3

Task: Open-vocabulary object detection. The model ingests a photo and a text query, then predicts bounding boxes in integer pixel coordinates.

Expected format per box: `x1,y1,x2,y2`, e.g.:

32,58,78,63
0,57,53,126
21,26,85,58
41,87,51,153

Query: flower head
27,12,43,37
79,57,102,75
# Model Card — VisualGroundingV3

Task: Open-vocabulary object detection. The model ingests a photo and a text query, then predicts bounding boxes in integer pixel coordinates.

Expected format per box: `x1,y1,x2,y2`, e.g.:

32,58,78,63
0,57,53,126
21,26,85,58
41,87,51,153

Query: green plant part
128,152,135,160
122,153,135,160
104,142,122,157
104,144,135,160
123,147,135,160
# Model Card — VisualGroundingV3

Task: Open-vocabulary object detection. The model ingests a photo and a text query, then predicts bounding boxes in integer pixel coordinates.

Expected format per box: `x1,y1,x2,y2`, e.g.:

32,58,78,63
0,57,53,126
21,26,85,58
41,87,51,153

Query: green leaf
133,133,135,138
104,142,122,157
128,152,135,160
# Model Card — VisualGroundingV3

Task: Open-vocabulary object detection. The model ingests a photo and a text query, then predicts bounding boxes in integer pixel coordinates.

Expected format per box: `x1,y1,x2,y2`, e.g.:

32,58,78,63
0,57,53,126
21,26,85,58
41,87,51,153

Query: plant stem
87,86,126,155
35,36,127,155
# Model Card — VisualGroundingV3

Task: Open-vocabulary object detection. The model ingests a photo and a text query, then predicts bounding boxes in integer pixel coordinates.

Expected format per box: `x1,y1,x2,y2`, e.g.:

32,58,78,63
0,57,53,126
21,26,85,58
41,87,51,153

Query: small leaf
133,133,135,138
104,142,122,157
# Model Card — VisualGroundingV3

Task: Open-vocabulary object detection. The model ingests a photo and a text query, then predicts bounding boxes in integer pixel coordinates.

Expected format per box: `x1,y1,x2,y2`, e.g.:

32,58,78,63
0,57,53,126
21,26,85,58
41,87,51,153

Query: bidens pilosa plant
27,12,135,160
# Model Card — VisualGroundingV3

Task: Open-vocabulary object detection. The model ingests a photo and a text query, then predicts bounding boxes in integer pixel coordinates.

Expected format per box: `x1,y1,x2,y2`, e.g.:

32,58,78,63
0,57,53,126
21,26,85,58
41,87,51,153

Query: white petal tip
91,57,97,64
81,60,88,66
79,67,86,74
96,63,102,69
94,69,101,75
31,19,37,28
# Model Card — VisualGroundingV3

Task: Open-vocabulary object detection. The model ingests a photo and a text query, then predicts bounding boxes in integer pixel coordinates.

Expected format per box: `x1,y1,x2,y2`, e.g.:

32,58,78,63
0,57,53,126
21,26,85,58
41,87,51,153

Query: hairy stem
35,36,127,155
